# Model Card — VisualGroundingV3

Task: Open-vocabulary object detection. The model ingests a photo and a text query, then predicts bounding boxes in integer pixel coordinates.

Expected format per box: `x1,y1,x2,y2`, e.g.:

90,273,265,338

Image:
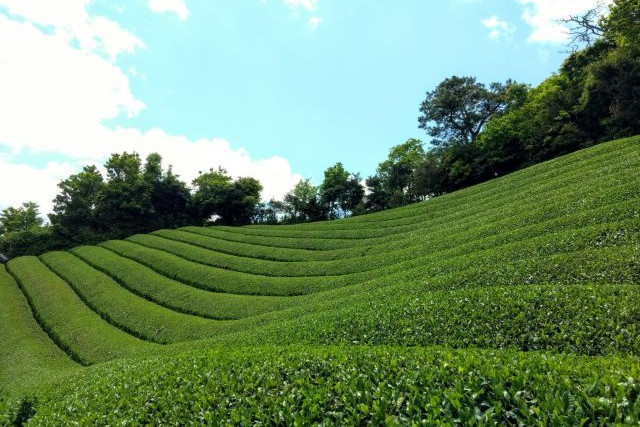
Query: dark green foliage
191,168,263,225
97,152,154,234
282,179,326,222
0,203,43,235
319,163,364,218
375,138,426,206
418,77,520,146
49,165,105,244
143,154,193,229
0,226,65,259
604,0,640,46
0,203,57,258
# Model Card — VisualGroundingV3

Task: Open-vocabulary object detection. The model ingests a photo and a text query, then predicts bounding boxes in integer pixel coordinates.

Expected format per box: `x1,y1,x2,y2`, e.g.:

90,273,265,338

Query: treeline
1,0,638,258
0,154,265,257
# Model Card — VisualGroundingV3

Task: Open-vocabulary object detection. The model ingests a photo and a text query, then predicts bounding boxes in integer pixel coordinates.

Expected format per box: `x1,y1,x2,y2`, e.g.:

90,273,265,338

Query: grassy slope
0,136,639,424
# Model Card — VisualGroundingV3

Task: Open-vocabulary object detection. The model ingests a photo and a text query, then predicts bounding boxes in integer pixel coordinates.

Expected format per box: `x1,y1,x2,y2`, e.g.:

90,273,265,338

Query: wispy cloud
148,0,189,20
482,15,516,40
309,16,322,30
0,0,144,60
282,0,318,11
520,0,612,44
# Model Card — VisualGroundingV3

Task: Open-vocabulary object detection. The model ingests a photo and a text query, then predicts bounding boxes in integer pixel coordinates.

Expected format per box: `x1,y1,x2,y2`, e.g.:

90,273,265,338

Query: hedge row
71,246,297,319
0,266,78,397
41,252,230,344
6,257,157,365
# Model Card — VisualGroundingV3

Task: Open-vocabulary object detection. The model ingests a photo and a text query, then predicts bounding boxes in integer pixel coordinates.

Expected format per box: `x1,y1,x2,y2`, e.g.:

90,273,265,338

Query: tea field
1,136,639,425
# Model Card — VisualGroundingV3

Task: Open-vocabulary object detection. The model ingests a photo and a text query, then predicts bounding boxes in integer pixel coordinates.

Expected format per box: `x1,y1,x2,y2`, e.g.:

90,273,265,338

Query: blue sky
0,0,608,212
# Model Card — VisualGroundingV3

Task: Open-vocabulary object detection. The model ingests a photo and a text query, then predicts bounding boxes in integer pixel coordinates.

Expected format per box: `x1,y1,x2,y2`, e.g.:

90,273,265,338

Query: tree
342,173,365,216
191,168,233,223
414,150,447,198
223,177,263,225
364,175,390,212
579,45,640,139
376,139,426,206
191,168,263,225
0,202,43,235
0,202,57,258
97,152,153,233
320,163,365,218
560,2,607,50
143,154,192,228
283,179,325,222
418,77,521,147
252,199,285,224
320,162,349,218
560,0,640,49
604,0,640,46
50,165,104,240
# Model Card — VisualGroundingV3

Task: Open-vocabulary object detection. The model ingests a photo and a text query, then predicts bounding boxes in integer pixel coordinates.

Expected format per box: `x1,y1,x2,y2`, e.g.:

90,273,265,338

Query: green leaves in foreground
12,346,640,426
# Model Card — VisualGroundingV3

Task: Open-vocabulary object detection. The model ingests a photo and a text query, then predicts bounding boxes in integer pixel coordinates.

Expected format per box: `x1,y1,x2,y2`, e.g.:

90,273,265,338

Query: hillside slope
1,136,639,425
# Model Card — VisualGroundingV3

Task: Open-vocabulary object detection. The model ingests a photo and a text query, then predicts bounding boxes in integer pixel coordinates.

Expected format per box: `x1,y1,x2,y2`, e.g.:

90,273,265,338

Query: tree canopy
418,77,524,147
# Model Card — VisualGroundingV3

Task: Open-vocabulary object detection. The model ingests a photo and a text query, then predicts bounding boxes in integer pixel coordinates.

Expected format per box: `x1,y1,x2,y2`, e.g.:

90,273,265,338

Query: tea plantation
1,136,639,425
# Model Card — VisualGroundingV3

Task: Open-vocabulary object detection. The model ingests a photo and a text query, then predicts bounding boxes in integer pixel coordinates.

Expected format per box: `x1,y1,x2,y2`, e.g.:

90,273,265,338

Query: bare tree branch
560,1,608,51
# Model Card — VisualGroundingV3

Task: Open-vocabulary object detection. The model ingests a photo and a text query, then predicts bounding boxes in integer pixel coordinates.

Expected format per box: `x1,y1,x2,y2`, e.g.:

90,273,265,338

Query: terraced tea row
0,266,78,396
129,214,640,277
41,252,231,343
6,257,158,365
0,137,638,424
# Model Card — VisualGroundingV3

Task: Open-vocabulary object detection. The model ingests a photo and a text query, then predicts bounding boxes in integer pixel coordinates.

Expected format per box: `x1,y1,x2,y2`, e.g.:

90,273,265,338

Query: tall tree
223,177,263,225
376,139,426,206
320,163,365,218
283,179,325,222
418,77,522,147
143,154,192,228
0,202,43,235
320,163,350,218
191,168,233,223
97,152,153,233
342,173,365,216
50,165,104,240
364,175,390,212
191,169,263,225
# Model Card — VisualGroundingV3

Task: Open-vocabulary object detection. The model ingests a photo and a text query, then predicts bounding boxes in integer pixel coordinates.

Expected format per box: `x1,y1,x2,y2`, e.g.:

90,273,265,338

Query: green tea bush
71,245,298,319
6,257,157,365
22,346,640,426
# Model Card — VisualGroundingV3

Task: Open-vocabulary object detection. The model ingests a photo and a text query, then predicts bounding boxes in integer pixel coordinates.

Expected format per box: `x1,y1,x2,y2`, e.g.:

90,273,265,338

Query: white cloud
0,0,144,60
308,16,322,30
482,15,516,40
282,0,318,11
520,0,612,44
0,4,302,213
0,158,78,214
148,0,189,20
